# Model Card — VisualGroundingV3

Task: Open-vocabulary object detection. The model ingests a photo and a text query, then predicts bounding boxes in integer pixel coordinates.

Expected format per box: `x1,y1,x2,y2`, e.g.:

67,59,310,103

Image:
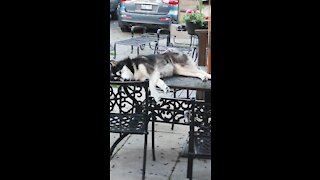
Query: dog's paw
153,96,161,103
163,86,170,94
166,86,170,93
206,74,212,80
200,75,208,81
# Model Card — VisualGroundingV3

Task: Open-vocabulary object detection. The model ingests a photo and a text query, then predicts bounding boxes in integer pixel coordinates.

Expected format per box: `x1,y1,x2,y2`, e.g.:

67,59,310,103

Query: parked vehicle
117,0,179,32
110,0,120,20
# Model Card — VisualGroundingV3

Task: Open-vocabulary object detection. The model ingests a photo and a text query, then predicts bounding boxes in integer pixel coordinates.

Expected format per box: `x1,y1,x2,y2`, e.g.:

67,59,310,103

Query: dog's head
110,58,134,81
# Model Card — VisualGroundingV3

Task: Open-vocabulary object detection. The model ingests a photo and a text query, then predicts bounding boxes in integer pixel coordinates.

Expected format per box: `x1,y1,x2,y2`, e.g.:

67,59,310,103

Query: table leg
113,43,116,59
205,91,211,103
137,46,139,55
154,42,158,54
196,91,205,100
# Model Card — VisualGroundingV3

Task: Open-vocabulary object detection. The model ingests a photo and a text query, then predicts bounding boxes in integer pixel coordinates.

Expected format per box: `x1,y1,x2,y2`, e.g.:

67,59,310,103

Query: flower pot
186,22,208,35
186,22,202,35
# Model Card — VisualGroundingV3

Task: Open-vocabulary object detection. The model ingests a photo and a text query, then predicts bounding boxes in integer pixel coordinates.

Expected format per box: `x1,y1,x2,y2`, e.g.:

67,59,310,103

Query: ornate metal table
109,75,213,160
155,76,213,159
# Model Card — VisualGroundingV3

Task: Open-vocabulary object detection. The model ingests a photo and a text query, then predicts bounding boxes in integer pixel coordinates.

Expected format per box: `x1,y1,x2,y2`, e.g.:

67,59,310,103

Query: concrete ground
110,122,211,180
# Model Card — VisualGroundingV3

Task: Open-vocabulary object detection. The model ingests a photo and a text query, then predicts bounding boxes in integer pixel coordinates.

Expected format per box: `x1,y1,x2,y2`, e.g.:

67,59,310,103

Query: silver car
110,0,120,20
117,0,179,32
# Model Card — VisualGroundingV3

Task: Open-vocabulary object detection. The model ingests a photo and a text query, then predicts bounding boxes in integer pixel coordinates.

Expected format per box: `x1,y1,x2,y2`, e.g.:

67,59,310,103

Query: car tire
111,11,118,20
120,25,130,32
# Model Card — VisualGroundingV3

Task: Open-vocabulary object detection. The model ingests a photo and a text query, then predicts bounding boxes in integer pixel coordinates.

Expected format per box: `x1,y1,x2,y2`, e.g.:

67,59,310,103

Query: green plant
182,0,206,24
182,10,206,24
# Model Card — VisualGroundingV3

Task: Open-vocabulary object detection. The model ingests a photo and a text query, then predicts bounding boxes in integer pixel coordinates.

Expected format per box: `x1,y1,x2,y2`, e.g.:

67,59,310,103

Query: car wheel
111,11,118,20
120,25,130,32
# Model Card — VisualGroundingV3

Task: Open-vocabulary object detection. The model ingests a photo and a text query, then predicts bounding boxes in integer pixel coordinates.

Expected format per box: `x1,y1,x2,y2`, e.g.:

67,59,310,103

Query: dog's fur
110,50,211,102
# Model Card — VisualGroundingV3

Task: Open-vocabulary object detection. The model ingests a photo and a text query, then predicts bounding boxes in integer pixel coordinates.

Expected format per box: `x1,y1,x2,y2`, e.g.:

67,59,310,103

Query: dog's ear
110,60,118,67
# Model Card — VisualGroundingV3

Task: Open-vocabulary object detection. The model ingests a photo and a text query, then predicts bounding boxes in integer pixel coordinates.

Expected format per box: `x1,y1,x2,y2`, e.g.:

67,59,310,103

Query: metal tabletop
163,76,211,91
163,66,212,91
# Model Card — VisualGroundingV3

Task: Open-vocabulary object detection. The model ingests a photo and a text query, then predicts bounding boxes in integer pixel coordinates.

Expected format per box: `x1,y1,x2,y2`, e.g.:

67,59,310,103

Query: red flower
186,9,194,14
205,16,209,20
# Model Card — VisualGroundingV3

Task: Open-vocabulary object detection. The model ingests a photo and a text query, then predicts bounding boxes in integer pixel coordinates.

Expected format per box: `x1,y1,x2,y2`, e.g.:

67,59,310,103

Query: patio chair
109,80,155,180
186,98,212,180
155,19,199,62
113,26,168,59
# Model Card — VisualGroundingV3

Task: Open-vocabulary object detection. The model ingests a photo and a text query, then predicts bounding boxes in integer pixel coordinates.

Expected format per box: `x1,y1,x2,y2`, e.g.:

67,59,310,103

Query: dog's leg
197,69,212,80
152,71,170,93
174,64,208,81
156,79,170,94
174,55,211,80
149,73,162,103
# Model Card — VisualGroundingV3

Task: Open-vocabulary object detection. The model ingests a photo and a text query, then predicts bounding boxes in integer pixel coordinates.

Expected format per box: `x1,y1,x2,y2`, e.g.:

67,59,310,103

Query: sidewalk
110,122,211,180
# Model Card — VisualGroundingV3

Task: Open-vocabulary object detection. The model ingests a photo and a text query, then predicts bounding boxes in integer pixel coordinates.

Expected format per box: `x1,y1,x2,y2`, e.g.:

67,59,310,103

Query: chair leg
110,133,129,158
171,120,175,130
171,88,177,130
153,43,158,54
171,112,177,130
187,138,194,179
152,121,156,161
142,134,148,180
187,155,193,180
187,122,195,180
113,43,117,59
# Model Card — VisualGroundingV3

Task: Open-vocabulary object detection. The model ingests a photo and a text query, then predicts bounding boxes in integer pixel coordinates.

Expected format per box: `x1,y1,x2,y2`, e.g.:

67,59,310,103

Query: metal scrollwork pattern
110,81,148,114
193,101,212,132
192,101,212,156
149,97,194,125
109,81,149,134
110,113,146,134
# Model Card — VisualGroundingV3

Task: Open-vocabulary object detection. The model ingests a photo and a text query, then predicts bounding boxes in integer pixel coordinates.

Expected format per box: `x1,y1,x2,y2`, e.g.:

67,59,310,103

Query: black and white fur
110,50,211,102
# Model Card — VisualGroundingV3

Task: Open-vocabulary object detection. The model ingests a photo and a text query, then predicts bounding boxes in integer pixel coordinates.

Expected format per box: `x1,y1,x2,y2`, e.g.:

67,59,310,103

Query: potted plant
182,0,208,35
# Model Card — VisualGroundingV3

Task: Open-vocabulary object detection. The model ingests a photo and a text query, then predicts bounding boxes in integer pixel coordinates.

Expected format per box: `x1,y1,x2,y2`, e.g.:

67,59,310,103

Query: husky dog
110,50,211,102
